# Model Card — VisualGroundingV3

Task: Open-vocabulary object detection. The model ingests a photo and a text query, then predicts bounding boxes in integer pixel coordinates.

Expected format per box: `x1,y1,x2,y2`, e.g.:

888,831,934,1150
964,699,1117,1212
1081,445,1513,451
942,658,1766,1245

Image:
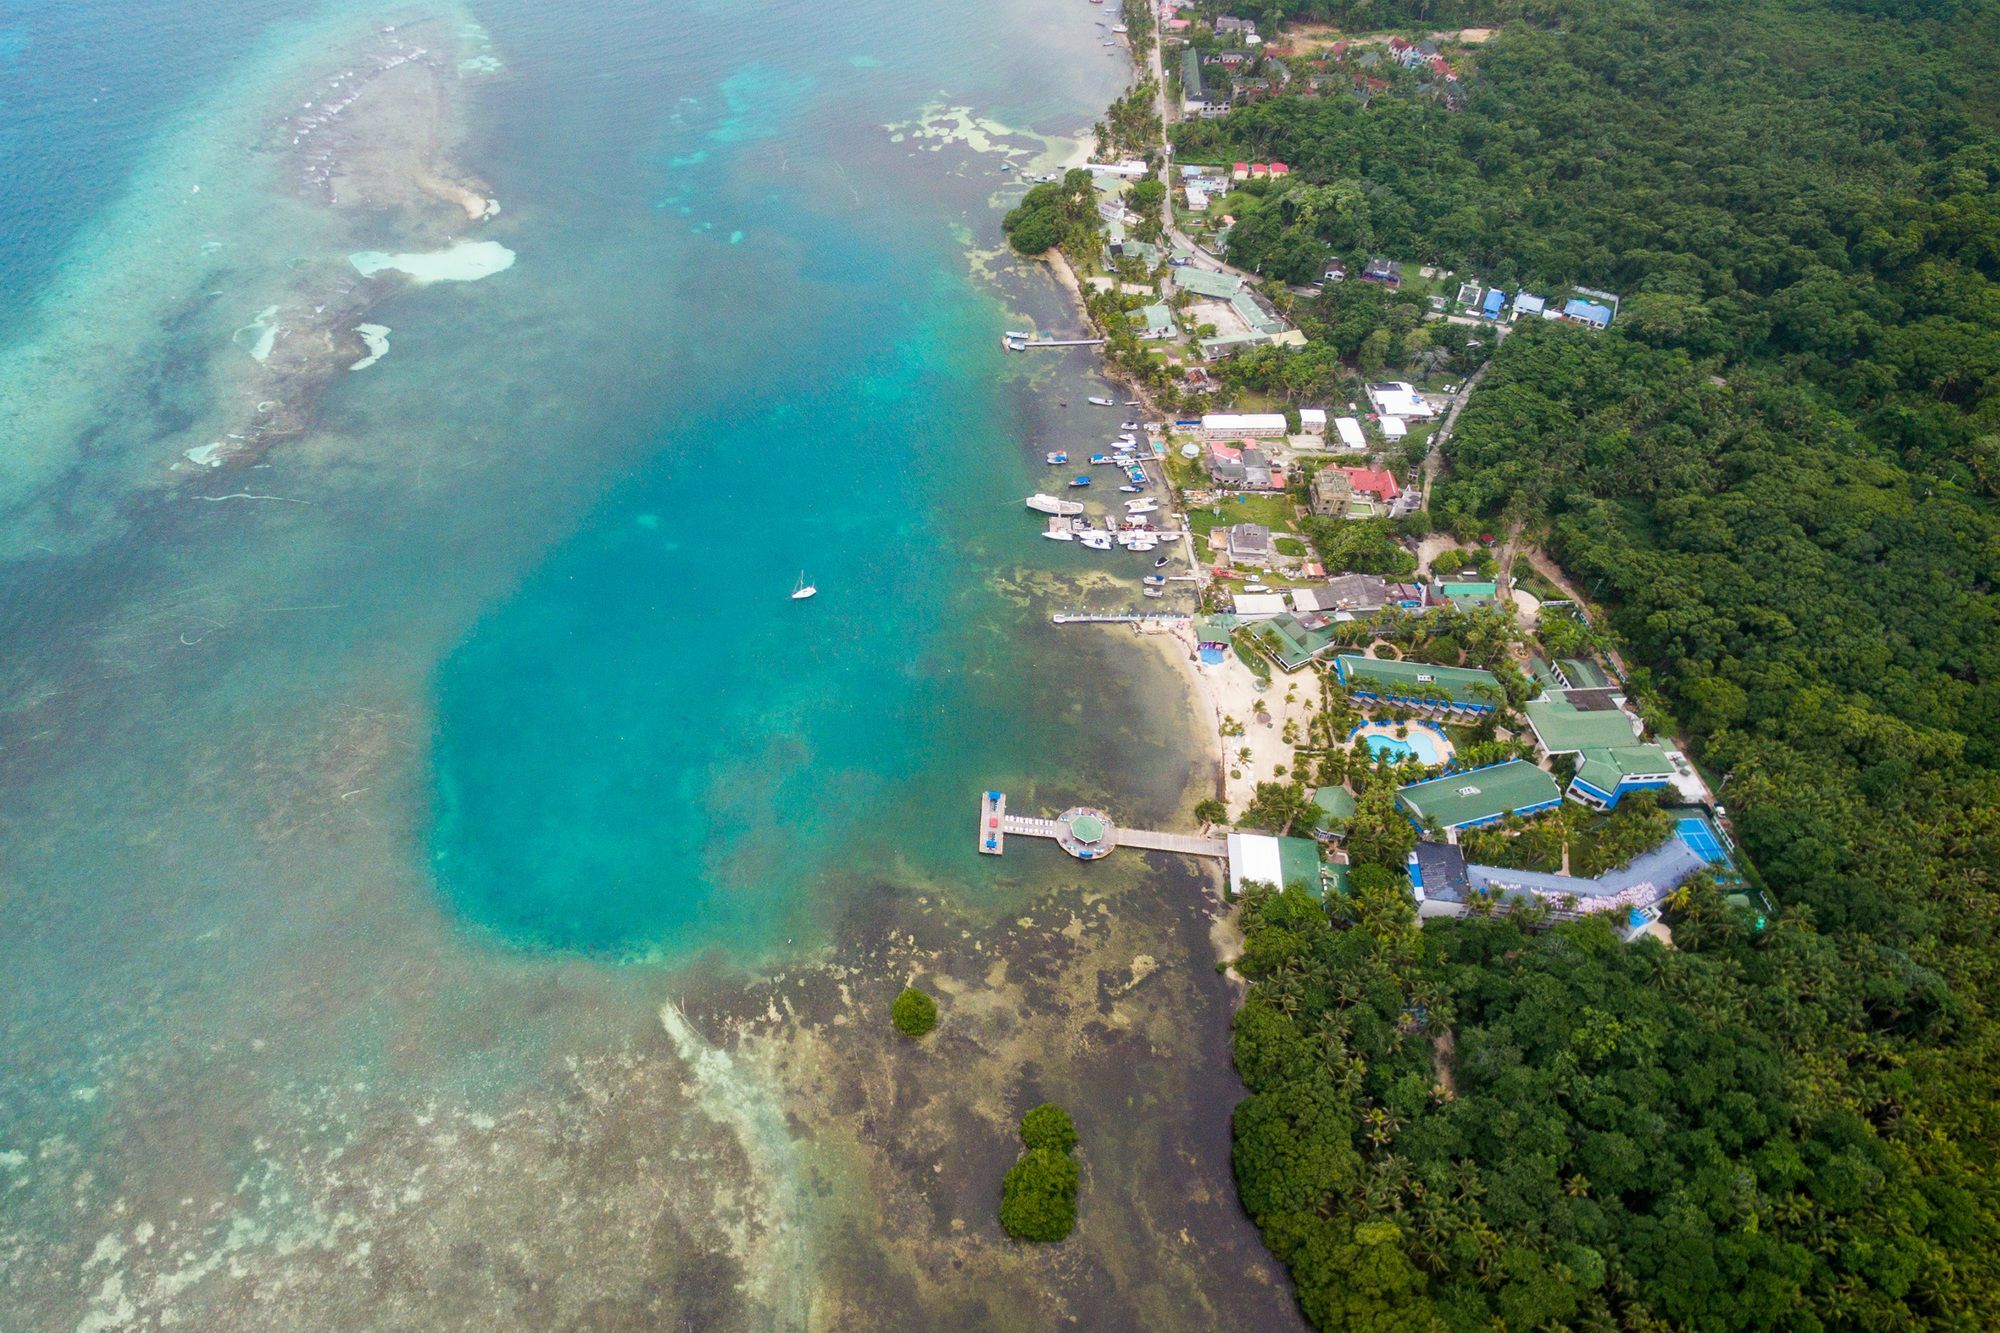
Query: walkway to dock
978,792,1226,860
1004,336,1108,351
1050,612,1191,626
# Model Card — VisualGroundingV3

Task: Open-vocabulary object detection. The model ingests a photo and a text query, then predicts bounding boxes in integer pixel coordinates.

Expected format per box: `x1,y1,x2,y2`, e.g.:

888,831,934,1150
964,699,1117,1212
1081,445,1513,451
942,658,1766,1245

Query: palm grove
1156,0,2000,1326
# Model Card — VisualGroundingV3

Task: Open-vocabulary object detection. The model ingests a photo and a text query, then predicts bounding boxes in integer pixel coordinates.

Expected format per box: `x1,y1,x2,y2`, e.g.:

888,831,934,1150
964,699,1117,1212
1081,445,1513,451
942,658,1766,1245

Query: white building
1299,407,1327,434
1380,416,1408,439
1334,416,1367,451
1231,592,1290,620
1086,160,1151,179
1365,381,1437,420
1185,185,1210,212
1200,412,1289,437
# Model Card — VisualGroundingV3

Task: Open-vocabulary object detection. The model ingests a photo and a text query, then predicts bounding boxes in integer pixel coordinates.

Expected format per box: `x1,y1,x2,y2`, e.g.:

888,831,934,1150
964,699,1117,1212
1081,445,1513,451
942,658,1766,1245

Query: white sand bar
349,240,515,284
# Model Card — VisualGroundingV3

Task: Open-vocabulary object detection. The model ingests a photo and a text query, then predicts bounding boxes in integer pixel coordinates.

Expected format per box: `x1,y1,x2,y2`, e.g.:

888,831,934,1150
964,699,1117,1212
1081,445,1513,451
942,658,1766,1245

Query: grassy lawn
1276,537,1309,557
1188,492,1299,540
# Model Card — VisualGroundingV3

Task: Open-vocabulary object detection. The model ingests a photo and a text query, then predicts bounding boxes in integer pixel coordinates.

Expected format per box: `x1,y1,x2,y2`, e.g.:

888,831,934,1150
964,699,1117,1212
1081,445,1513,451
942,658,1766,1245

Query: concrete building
1200,412,1288,436
1365,381,1437,420
1308,467,1352,517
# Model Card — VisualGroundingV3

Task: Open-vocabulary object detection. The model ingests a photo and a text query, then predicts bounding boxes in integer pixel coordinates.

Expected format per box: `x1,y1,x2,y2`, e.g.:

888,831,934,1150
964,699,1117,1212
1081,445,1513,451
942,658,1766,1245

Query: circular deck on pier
1055,806,1117,860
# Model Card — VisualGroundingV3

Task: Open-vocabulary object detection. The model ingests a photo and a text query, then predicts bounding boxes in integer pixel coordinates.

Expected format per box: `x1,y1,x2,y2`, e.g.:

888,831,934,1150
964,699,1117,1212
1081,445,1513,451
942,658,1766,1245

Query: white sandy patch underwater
349,323,390,370
350,240,514,284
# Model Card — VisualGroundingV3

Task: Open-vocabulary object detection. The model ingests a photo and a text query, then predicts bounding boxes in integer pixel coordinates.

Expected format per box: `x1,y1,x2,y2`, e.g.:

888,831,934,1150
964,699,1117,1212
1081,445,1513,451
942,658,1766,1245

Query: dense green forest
1198,0,2000,1325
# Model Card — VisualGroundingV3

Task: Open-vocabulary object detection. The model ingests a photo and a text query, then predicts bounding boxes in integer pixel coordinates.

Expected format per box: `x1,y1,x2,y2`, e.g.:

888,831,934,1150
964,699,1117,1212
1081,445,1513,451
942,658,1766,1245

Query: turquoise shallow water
0,0,1272,1323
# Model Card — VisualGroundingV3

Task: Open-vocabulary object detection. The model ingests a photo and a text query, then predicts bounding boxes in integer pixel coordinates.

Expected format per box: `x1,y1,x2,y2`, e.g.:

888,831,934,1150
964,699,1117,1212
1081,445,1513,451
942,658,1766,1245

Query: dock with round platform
979,793,1227,860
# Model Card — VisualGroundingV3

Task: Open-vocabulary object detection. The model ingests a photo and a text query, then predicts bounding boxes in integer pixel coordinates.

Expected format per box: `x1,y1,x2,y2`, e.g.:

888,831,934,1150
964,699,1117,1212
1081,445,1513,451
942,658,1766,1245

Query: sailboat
791,571,817,600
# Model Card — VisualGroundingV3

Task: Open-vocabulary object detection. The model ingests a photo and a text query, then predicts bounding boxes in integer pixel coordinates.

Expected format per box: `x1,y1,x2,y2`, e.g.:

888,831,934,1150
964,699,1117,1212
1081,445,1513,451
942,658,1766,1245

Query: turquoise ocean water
0,0,1283,1324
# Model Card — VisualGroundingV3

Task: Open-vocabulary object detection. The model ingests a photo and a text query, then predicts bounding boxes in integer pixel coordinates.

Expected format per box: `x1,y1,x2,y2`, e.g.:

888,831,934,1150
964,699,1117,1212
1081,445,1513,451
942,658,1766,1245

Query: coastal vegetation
1167,0,2000,1323
890,986,938,1038
1000,1104,1081,1241
1001,168,1104,257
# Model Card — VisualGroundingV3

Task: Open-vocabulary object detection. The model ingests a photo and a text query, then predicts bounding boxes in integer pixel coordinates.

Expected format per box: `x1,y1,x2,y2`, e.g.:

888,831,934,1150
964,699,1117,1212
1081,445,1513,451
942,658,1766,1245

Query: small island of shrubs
999,1103,1079,1242
890,986,937,1038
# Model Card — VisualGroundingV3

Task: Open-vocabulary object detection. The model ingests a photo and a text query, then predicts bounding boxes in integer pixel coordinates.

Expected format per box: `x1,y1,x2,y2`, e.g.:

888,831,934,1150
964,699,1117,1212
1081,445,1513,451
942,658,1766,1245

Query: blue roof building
1481,288,1506,318
1562,298,1614,329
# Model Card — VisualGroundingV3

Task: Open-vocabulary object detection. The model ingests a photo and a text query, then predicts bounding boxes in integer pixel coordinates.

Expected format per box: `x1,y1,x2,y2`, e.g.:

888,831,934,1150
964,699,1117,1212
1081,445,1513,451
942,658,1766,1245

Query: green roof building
1178,266,1247,300
1263,613,1342,671
1397,760,1563,833
1312,785,1357,833
1438,580,1497,608
1139,302,1176,336
1523,689,1675,810
1334,654,1504,714
1227,832,1326,898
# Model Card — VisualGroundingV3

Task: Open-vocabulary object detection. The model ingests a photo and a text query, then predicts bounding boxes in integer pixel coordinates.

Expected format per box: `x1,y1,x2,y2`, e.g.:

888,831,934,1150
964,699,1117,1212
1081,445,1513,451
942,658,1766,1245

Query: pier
1002,335,1109,351
977,794,1227,860
1050,612,1190,626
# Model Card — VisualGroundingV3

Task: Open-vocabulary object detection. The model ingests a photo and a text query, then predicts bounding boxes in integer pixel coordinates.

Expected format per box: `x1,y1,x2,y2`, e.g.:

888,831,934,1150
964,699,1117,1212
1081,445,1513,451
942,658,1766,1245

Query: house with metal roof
1513,292,1547,319
1137,303,1177,340
1360,257,1402,286
1178,267,1246,300
1523,688,1675,809
1227,832,1323,898
1397,760,1564,834
1481,288,1507,319
1437,579,1497,609
1333,654,1504,715
1561,298,1614,330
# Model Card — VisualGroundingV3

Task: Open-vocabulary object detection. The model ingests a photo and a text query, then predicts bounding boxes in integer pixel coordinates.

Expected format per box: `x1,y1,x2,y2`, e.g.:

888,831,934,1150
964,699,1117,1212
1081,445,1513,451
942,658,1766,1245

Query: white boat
1119,484,1141,493
1243,583,1271,594
1128,541,1158,553
1025,493,1085,516
1143,587,1164,598
1080,532,1113,550
791,572,817,601
1120,421,1141,429
1124,498,1159,514
1143,574,1167,586
1043,528,1075,541
1088,396,1114,406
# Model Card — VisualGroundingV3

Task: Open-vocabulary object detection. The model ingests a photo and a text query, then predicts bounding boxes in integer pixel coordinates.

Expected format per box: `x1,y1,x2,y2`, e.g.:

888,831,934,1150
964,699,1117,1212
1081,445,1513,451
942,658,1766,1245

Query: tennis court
1677,817,1726,864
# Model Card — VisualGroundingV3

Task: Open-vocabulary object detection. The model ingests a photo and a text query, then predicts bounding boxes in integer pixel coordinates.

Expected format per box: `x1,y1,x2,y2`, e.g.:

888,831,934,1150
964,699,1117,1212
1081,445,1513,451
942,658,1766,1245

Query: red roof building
1344,467,1402,502
1269,161,1290,176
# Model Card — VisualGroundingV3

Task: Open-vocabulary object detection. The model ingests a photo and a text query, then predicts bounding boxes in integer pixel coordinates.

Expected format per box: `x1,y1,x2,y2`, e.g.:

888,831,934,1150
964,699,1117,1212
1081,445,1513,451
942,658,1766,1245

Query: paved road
1420,359,1490,510
1144,23,1256,285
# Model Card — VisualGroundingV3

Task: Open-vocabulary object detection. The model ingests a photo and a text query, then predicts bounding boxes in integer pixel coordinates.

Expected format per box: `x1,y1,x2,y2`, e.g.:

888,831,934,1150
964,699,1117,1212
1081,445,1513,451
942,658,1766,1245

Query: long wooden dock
979,793,1226,860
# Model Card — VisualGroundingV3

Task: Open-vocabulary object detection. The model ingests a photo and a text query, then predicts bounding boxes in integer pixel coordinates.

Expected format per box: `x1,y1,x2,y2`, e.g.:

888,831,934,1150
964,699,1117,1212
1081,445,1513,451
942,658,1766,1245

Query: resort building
1523,688,1676,809
1435,579,1498,609
1407,834,1709,929
1333,654,1504,715
1396,759,1563,835
1226,832,1324,899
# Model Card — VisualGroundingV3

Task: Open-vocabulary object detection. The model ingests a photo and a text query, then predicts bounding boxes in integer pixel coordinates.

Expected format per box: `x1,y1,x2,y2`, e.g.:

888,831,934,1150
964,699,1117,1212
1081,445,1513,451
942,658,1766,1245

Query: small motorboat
1068,473,1092,488
1143,587,1164,598
1154,555,1171,568
1143,574,1166,586
1118,484,1141,493
791,572,817,601
1080,532,1113,550
1045,450,1068,465
1088,396,1114,406
1043,527,1076,541
999,162,1013,171
1243,583,1271,594
1124,497,1159,514
1120,421,1140,430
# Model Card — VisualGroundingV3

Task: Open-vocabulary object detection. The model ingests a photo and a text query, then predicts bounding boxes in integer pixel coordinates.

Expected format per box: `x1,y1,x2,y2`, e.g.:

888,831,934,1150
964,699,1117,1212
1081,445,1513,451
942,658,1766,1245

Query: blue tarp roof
1482,288,1506,315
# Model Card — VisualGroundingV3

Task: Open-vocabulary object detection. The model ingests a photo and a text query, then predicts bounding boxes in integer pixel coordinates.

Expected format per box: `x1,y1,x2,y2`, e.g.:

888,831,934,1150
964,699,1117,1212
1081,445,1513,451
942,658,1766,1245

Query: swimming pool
1361,729,1447,766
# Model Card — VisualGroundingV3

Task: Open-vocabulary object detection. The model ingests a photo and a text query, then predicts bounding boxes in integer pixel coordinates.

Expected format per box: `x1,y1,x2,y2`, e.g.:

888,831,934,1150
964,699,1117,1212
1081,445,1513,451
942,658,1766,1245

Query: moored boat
1026,492,1085,516
1068,473,1092,488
